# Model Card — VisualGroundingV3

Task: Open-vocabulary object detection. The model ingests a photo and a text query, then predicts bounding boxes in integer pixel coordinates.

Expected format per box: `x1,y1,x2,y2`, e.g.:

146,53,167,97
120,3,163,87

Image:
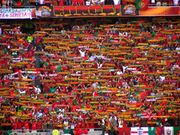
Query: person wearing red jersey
24,120,30,133
31,120,37,133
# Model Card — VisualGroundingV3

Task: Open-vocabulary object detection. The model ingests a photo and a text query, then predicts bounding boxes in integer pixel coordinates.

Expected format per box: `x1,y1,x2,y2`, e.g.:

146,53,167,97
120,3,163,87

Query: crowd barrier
1,127,180,135
1,128,102,135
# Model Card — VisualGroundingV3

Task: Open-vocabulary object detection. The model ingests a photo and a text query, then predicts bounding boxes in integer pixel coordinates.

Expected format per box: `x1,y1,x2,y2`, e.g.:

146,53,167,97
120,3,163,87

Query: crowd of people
0,18,179,134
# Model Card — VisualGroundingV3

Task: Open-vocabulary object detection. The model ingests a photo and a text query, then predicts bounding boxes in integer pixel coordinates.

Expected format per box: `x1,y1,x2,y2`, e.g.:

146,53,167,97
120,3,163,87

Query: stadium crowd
0,18,179,134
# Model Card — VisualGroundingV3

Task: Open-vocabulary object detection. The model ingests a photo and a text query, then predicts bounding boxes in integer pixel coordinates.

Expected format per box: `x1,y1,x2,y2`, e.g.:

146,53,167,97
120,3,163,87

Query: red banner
139,6,180,16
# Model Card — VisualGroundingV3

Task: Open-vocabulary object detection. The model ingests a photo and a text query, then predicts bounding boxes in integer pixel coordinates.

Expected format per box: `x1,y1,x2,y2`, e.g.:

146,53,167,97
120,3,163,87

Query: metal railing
1,128,103,135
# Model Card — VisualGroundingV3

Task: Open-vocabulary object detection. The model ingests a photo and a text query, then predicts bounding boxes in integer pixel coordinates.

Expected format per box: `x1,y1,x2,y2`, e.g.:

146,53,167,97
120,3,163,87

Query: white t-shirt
39,0,44,4
159,76,165,82
92,82,98,89
117,71,123,75
113,0,120,5
118,119,123,128
64,120,69,127
34,87,41,94
122,66,128,73
18,89,26,94
79,50,86,57
173,0,179,5
102,119,105,125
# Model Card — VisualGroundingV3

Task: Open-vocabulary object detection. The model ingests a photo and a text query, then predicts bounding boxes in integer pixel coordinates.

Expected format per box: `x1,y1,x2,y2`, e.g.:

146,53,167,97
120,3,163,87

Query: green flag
148,127,156,135
174,127,180,135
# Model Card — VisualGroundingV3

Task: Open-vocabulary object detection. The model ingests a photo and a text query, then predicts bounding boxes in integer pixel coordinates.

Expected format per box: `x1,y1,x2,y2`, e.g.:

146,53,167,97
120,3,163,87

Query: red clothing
59,0,65,5
36,122,42,129
52,102,58,111
44,108,49,114
31,122,36,130
166,60,171,67
12,122,18,130
16,1,22,7
4,79,10,83
10,90,15,97
72,106,80,112
24,121,30,129
17,122,22,129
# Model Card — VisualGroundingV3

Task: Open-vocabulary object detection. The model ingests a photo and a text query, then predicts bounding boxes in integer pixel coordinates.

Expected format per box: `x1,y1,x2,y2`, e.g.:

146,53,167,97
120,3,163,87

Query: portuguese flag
136,0,149,10
141,0,149,10
51,65,62,72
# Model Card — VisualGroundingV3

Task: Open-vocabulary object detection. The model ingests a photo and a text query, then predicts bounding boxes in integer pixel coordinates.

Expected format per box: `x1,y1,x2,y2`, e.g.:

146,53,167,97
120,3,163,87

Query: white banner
0,8,34,19
164,127,174,135
131,127,148,135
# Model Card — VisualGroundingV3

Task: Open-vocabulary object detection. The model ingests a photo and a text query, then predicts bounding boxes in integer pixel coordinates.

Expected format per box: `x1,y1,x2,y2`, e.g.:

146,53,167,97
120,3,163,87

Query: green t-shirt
27,36,33,43
50,87,56,93
44,62,48,67
56,65,62,72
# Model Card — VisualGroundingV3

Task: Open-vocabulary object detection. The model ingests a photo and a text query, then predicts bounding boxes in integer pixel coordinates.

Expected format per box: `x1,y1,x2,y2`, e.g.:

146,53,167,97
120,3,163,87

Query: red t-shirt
52,102,58,111
17,122,22,129
36,122,42,129
12,122,18,130
10,90,15,97
31,122,36,130
44,108,49,114
24,122,30,129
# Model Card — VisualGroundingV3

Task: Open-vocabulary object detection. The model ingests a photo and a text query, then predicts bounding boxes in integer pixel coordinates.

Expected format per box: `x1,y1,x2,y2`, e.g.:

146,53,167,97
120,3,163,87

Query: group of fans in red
0,18,179,134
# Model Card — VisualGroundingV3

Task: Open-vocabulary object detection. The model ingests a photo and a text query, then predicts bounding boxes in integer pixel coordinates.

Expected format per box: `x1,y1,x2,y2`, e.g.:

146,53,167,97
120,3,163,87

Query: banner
164,127,174,135
164,127,180,135
122,4,137,15
54,5,122,17
131,127,148,135
36,6,54,17
0,8,35,19
130,127,180,135
139,6,180,16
